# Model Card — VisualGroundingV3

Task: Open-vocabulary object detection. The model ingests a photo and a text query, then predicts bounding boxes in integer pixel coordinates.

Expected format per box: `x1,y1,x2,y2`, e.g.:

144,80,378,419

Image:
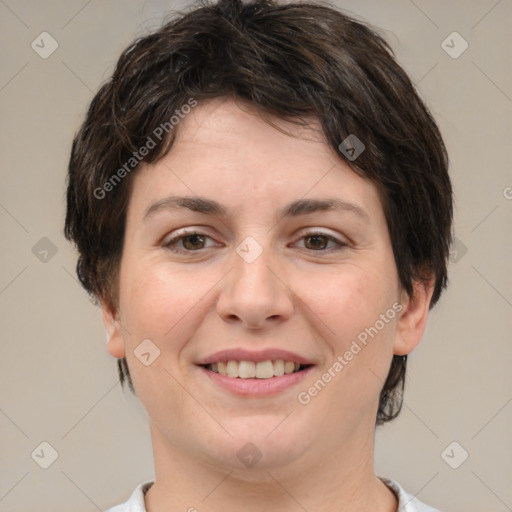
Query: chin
202,414,314,471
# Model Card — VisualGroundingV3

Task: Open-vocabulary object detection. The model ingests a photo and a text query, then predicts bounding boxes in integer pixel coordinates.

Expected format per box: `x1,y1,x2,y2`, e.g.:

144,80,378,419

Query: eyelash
163,230,348,254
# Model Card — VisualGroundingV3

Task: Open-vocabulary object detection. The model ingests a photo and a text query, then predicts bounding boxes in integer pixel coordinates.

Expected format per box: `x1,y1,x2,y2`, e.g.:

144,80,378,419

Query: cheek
294,261,397,347
296,260,400,409
118,260,219,350
294,266,400,417
117,263,202,410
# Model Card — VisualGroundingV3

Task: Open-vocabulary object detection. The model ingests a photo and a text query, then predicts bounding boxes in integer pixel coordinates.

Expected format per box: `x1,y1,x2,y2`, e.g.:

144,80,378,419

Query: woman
65,1,452,510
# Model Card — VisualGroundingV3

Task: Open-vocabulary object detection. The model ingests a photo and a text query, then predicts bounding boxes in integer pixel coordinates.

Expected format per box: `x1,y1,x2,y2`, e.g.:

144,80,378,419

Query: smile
203,360,309,379
196,348,315,395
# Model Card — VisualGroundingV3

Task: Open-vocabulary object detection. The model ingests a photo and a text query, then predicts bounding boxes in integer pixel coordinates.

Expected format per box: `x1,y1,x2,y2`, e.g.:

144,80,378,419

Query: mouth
196,349,315,396
201,360,312,379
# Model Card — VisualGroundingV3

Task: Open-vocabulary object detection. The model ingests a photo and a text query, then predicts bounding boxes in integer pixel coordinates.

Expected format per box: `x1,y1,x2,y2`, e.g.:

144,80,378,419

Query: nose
216,246,294,329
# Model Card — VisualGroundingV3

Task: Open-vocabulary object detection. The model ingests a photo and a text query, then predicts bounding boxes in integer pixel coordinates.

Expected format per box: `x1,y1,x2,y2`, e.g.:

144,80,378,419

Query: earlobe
393,278,435,356
101,301,126,359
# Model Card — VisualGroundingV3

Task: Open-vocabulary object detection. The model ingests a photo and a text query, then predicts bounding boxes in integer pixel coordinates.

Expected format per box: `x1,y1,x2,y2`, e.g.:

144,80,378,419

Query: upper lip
196,348,315,366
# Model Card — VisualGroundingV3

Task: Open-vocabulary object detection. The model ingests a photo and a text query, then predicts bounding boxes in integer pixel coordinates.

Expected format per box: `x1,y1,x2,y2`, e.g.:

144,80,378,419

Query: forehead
179,97,326,145
128,97,384,222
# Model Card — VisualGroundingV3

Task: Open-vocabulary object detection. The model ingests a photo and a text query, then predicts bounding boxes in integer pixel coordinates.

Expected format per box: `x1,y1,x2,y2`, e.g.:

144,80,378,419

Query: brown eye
304,235,329,250
181,234,206,250
293,231,348,252
164,232,218,253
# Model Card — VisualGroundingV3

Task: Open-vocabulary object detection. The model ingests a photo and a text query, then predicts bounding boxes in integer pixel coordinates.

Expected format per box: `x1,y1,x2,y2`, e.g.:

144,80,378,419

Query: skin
102,98,433,512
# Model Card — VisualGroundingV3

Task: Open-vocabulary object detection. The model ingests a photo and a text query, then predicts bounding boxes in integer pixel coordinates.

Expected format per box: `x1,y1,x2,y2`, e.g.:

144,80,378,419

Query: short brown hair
64,0,453,424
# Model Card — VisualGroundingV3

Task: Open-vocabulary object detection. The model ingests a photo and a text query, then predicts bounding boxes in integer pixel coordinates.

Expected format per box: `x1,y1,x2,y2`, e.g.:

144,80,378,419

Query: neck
144,422,397,512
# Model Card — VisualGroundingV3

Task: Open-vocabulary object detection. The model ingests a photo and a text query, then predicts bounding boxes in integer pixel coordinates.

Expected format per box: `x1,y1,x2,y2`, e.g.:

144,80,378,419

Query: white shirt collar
104,479,441,512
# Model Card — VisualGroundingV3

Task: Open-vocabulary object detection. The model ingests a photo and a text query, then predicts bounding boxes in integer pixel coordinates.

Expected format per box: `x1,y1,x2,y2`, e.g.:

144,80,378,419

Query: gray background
1,1,511,511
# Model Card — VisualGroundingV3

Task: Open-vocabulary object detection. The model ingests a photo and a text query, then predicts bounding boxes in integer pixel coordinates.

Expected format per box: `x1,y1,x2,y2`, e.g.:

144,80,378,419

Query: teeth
239,361,256,378
255,360,273,379
273,359,284,376
226,360,238,378
208,359,305,378
284,361,295,374
218,361,227,376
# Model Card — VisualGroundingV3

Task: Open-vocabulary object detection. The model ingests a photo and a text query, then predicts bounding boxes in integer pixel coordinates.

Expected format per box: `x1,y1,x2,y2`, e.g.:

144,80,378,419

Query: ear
101,300,126,359
393,278,435,356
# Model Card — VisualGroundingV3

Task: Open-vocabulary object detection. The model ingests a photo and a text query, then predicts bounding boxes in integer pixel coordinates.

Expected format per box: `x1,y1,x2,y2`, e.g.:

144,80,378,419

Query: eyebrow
143,195,370,223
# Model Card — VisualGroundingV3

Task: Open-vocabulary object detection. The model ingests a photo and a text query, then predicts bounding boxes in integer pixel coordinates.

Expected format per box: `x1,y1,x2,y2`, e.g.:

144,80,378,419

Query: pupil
306,235,327,250
184,234,205,250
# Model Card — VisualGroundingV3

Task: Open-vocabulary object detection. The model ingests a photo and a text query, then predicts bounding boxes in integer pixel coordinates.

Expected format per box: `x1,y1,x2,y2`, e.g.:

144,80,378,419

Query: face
104,98,431,474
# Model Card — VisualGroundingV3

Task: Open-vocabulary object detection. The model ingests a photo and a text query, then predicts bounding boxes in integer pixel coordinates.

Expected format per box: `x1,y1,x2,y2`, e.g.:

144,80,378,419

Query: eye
163,231,219,253
294,231,347,251
163,230,347,254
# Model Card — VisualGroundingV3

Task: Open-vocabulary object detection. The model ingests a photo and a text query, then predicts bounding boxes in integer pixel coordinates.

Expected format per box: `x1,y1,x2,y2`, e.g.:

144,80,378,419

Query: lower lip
198,365,314,396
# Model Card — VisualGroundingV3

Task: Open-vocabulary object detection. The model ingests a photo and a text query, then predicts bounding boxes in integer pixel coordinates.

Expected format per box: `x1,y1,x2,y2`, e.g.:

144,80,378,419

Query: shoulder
380,478,442,512
104,482,154,512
